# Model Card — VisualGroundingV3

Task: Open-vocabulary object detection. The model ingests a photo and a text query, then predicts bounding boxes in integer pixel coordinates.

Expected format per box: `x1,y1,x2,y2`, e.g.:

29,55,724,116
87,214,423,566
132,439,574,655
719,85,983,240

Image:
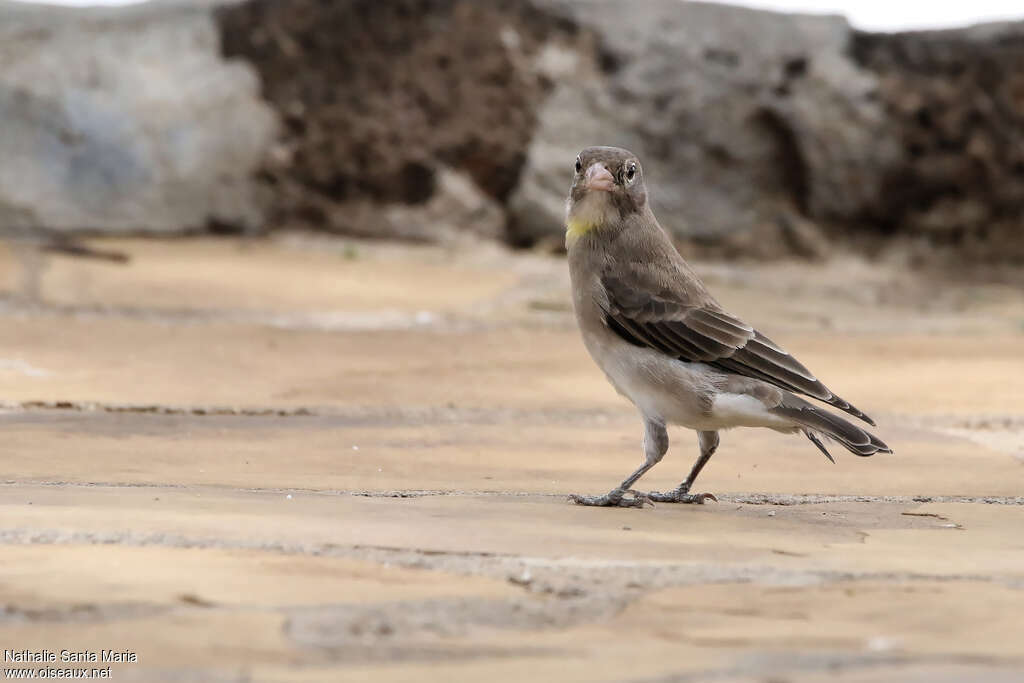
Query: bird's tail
771,396,891,463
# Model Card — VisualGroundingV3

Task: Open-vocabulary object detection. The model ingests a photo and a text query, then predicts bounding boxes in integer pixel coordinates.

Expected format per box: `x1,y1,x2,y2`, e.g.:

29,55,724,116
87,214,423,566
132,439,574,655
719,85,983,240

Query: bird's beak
584,163,615,193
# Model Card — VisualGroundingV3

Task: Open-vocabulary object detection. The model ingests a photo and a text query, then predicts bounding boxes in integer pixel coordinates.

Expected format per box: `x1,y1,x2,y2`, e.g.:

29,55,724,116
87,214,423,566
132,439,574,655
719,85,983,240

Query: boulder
5,0,1022,263
513,1,1024,261
0,0,276,236
505,42,637,248
215,0,576,241
512,0,900,255
851,23,1024,262
212,0,1024,260
321,166,506,244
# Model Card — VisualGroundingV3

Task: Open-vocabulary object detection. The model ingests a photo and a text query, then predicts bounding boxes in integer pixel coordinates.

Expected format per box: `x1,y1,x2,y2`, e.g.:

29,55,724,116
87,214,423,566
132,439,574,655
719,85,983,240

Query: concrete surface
0,236,1022,682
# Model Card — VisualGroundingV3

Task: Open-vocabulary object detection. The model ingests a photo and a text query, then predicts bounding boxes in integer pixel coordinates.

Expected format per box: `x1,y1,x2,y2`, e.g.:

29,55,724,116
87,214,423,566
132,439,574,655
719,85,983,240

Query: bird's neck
565,193,612,245
565,217,599,241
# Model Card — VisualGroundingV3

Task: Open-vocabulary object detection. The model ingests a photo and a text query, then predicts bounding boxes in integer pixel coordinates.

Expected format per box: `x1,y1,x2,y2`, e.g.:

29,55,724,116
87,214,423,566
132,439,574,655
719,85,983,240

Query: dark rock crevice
215,0,581,239
750,108,811,216
850,24,1024,260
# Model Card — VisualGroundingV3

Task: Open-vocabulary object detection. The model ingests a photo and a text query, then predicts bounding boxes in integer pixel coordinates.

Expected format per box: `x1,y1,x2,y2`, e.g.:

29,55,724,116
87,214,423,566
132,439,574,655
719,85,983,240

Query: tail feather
825,394,876,427
772,396,892,460
805,430,836,464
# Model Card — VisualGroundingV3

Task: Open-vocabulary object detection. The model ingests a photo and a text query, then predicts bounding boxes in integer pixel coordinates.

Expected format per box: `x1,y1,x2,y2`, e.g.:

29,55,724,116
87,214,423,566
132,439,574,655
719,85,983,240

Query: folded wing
602,275,875,426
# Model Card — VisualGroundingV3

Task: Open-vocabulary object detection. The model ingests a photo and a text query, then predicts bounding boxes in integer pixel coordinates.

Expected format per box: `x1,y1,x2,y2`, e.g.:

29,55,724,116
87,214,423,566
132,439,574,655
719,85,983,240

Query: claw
643,489,717,504
569,489,651,508
624,489,655,508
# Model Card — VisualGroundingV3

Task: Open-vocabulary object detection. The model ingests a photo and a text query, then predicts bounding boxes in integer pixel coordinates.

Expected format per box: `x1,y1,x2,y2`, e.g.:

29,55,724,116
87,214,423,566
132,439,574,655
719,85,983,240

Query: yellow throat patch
565,193,609,240
565,217,599,239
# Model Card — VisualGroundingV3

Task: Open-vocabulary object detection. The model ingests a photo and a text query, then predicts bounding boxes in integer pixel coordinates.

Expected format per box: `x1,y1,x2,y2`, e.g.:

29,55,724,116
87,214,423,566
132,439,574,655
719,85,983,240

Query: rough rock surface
0,0,277,236
3,0,1023,261
852,24,1024,262
218,0,1024,261
511,0,901,256
325,167,507,243
216,0,577,241
513,3,1024,260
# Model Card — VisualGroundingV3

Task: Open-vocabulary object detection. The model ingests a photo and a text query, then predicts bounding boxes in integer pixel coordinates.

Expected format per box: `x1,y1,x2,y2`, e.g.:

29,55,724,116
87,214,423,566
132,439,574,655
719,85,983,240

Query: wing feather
651,321,722,361
601,274,875,425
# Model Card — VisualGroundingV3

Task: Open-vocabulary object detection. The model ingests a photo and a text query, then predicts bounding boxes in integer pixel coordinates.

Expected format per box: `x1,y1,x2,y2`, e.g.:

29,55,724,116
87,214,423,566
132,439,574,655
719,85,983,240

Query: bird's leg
647,430,719,504
569,418,667,508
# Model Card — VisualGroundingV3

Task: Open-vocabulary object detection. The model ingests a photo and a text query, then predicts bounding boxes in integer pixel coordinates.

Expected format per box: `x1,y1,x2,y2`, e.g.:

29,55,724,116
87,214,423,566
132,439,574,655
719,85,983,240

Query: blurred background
3,0,1024,264
1,1,1023,682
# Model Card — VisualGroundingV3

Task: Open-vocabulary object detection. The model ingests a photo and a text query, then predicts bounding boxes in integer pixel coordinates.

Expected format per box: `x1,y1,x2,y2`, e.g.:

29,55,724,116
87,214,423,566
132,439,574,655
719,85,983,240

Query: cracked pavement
0,236,1022,682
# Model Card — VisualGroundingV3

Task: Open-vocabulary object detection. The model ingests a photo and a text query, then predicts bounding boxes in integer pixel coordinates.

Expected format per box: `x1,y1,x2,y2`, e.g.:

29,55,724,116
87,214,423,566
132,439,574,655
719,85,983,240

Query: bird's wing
600,273,875,425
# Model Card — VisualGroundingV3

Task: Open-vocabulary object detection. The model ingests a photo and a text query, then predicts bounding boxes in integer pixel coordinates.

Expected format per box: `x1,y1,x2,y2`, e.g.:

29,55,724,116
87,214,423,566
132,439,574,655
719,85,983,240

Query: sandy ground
0,235,1022,682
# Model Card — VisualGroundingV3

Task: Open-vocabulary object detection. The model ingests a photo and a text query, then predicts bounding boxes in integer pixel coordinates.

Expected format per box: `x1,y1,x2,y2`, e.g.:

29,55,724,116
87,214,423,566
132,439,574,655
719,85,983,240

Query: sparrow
564,146,890,508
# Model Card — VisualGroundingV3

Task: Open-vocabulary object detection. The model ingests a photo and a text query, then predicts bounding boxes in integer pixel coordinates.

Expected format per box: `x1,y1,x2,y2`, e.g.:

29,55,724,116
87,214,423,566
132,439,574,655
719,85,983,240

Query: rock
215,0,577,241
505,42,637,247
0,0,277,236
4,0,1022,262
513,0,901,254
325,167,506,244
514,1,1024,262
851,23,1024,262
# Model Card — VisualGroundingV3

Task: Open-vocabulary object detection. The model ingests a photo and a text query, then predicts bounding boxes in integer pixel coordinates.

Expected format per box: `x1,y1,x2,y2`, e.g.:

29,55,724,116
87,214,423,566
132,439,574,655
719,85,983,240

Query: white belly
587,334,793,431
590,339,717,428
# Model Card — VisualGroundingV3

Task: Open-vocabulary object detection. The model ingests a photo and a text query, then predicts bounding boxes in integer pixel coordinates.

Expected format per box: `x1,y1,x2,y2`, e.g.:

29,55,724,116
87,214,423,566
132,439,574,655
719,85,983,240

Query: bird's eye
624,162,637,183
574,157,582,174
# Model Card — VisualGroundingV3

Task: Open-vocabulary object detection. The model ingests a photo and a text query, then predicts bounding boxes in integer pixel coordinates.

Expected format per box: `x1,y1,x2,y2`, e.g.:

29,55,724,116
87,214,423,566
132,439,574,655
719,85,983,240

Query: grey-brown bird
565,146,890,508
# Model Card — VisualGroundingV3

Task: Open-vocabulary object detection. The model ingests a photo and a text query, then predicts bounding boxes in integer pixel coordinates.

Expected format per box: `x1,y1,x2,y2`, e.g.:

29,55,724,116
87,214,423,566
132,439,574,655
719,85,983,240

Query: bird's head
565,146,647,242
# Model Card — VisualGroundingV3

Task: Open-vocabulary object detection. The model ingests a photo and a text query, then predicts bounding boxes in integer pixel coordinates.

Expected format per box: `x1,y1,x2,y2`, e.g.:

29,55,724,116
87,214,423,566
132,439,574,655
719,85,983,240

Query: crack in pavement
0,602,170,625
283,597,613,652
2,481,1022,506
0,300,456,333
2,527,1021,658
0,399,630,426
633,652,1024,683
1,528,1021,593
0,400,323,418
722,493,1024,506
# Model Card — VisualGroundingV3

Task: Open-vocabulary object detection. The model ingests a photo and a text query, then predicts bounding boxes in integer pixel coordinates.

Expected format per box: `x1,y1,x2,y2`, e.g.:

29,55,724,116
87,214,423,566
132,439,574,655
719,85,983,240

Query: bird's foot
646,485,717,504
568,488,652,508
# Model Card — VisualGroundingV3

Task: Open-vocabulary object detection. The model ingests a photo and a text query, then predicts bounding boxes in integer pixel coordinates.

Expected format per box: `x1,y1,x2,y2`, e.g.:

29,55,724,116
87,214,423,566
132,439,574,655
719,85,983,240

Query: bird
564,146,890,508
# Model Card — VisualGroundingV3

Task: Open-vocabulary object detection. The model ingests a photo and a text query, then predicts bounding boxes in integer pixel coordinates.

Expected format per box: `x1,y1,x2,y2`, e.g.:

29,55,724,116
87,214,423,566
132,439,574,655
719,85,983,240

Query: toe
568,490,652,508
686,492,717,504
622,490,654,508
568,492,618,507
641,491,718,504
